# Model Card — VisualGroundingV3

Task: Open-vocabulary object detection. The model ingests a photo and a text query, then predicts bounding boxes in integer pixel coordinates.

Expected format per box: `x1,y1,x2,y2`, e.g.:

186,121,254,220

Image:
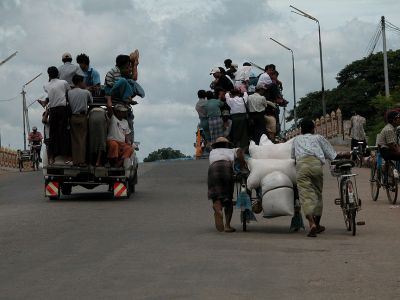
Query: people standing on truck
210,67,234,92
107,104,134,167
206,90,225,143
68,74,93,166
28,126,43,162
256,65,273,92
195,90,210,144
76,53,101,95
222,111,232,140
224,59,237,80
104,51,145,142
247,87,276,144
208,136,246,232
58,52,84,86
225,89,249,149
41,108,50,148
265,103,277,142
88,106,108,167
234,62,253,93
42,66,72,165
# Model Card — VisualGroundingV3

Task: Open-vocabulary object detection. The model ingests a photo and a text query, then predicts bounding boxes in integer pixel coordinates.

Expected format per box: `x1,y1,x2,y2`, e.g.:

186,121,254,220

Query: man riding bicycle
376,111,400,161
28,126,43,162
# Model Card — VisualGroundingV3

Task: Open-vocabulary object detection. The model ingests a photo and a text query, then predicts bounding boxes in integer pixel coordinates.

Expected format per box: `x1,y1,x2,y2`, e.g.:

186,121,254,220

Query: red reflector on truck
46,181,59,197
114,182,127,197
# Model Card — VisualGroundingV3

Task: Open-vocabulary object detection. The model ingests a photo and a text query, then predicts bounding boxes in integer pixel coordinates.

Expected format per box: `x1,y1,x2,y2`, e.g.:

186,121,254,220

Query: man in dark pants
41,66,71,165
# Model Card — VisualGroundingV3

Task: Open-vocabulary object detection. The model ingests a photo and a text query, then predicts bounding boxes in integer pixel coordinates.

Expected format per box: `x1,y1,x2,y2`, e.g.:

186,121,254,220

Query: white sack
261,171,294,218
262,187,294,218
259,134,274,146
249,138,293,159
261,171,293,192
247,158,296,189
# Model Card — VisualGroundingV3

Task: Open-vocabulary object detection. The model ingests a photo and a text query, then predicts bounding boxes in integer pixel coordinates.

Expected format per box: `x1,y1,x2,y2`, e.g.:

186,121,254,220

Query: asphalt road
1,160,400,300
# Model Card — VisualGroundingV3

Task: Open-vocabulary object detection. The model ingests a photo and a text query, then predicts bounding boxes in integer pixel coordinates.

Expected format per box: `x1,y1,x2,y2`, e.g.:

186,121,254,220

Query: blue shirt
84,67,101,86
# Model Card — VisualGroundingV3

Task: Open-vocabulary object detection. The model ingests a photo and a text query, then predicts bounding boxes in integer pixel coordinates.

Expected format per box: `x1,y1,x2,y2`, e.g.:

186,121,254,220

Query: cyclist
28,126,43,162
376,111,400,161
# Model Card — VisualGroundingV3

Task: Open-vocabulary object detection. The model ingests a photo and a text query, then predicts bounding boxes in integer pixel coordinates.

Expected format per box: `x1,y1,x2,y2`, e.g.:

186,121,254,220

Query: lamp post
290,5,326,116
0,51,18,67
269,37,297,127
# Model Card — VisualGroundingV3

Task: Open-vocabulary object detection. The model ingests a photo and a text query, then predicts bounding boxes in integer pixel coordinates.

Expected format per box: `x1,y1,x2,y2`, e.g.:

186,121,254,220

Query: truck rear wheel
61,184,72,196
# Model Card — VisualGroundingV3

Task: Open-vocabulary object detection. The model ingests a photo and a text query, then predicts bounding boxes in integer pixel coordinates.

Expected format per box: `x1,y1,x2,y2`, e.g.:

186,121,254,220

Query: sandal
307,226,318,237
214,211,224,232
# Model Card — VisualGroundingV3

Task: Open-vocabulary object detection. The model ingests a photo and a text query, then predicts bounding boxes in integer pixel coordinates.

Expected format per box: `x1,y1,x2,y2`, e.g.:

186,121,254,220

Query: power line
386,20,400,31
365,22,381,56
0,95,19,102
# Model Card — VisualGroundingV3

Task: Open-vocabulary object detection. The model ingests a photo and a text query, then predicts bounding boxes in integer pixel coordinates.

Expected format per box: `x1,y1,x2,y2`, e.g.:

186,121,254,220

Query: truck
42,97,139,200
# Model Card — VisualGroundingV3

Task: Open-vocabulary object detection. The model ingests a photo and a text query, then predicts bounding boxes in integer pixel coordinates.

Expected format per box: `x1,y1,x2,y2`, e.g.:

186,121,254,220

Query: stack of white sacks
247,135,296,218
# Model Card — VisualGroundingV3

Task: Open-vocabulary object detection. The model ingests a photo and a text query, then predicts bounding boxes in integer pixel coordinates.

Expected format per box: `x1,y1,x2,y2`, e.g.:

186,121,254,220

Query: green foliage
143,147,191,162
292,49,400,143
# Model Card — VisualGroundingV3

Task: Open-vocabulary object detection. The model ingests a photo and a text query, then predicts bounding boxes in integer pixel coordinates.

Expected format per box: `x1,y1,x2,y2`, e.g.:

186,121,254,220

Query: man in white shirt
247,88,276,144
42,66,71,165
224,89,249,148
58,52,84,86
107,104,134,167
256,65,273,90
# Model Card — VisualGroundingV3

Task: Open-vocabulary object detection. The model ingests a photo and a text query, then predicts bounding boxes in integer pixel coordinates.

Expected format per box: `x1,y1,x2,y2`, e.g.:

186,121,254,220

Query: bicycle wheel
340,179,350,230
351,209,357,236
344,180,356,232
386,164,398,204
370,162,380,201
356,153,363,168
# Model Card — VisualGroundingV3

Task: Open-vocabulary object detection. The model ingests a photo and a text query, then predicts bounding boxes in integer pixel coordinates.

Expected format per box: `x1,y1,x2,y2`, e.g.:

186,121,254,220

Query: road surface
1,160,400,299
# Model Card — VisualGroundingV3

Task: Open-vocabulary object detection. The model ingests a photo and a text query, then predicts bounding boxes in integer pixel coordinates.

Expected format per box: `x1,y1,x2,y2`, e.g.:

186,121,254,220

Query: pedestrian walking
291,119,338,237
208,137,246,232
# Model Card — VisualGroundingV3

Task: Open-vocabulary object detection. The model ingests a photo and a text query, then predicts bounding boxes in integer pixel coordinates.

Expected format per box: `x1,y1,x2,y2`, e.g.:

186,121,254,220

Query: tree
143,147,191,162
291,49,400,141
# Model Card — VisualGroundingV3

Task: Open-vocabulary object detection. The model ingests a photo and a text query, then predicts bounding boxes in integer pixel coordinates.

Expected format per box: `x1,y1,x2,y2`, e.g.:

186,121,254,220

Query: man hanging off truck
104,50,145,142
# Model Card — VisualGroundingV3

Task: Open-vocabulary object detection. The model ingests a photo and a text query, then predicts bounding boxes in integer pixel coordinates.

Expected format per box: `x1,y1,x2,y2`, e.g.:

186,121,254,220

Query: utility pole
21,73,42,150
381,16,390,98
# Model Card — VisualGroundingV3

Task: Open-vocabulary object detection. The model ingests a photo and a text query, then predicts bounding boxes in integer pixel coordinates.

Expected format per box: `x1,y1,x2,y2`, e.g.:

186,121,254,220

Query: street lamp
290,5,326,116
269,37,297,127
0,51,18,67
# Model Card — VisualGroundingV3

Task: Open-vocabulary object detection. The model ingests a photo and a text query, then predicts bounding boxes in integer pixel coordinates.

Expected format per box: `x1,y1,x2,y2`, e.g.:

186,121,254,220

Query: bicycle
352,141,366,168
331,159,362,236
369,146,398,204
233,168,262,232
29,143,41,171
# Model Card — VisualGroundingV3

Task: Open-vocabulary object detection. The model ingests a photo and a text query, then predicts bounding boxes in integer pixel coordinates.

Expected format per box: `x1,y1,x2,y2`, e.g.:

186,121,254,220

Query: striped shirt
376,123,396,148
291,134,337,165
104,66,121,87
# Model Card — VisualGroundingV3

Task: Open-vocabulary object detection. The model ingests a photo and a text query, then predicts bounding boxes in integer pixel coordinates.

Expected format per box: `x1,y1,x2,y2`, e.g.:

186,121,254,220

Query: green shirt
206,99,223,117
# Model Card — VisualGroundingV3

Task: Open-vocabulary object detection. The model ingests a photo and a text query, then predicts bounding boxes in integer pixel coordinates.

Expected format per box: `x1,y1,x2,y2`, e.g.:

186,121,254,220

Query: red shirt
28,131,43,142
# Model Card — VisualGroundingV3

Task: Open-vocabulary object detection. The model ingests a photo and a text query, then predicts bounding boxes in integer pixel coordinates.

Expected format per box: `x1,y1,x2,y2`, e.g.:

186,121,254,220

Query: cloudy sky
1,0,399,160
